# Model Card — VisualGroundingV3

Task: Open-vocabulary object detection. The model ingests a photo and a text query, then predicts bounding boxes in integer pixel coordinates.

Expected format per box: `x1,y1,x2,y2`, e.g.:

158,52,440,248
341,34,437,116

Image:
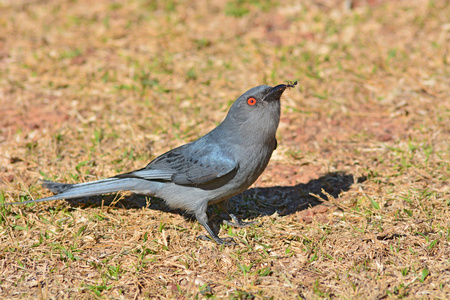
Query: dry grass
1,0,449,298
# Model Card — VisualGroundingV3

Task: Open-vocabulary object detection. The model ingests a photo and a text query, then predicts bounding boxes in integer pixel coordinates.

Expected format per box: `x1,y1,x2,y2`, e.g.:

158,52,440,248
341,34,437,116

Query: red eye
247,97,256,106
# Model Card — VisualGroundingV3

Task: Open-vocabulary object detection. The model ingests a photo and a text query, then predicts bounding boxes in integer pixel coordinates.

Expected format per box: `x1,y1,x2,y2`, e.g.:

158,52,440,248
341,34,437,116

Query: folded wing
116,143,238,185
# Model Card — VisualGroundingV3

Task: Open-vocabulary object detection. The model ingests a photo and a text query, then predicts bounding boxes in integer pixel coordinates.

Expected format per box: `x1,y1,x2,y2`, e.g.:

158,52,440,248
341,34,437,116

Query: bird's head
222,82,296,140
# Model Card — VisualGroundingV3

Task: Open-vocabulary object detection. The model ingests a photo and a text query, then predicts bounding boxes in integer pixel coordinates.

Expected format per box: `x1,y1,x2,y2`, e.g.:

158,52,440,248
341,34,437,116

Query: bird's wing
116,143,238,185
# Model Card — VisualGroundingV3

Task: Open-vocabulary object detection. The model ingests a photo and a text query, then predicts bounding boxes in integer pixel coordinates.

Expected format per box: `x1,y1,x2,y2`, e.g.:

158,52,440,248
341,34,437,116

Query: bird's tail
6,178,140,205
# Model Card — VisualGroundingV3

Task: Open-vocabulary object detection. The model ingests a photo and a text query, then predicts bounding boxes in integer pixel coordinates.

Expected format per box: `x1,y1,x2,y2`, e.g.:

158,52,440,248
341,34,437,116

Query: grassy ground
1,0,449,298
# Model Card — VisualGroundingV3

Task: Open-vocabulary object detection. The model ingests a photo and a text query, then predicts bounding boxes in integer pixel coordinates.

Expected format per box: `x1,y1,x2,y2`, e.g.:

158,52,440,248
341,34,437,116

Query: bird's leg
195,209,236,246
217,201,256,228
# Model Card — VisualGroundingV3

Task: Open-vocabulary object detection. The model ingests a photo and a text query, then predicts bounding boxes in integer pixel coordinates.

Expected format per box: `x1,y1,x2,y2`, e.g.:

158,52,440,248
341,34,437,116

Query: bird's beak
265,81,297,102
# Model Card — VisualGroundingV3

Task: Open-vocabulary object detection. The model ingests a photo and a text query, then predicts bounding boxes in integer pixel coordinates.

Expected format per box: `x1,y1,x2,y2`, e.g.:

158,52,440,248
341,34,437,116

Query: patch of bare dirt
0,101,70,139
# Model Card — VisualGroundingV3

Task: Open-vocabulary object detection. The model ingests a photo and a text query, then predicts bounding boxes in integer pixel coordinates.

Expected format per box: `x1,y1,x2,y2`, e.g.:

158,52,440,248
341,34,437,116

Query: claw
196,235,237,246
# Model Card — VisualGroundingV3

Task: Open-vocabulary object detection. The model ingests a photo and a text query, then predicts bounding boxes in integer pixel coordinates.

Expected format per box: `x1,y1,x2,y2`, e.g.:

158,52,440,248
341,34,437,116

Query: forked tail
6,178,139,205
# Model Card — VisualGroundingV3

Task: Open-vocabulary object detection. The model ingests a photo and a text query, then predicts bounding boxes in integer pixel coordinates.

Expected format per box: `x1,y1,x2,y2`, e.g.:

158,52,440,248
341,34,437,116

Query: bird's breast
235,139,275,184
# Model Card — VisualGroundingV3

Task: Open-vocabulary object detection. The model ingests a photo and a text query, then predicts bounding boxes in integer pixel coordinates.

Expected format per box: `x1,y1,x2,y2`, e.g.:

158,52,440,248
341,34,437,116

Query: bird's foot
224,214,256,228
196,235,237,246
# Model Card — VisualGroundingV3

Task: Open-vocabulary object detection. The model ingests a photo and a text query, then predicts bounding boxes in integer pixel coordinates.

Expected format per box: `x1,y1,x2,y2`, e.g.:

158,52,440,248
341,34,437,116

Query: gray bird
7,82,296,245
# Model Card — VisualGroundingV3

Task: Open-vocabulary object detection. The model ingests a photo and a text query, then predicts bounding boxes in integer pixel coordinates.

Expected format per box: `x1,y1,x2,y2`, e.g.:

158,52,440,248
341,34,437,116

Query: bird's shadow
65,171,366,222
